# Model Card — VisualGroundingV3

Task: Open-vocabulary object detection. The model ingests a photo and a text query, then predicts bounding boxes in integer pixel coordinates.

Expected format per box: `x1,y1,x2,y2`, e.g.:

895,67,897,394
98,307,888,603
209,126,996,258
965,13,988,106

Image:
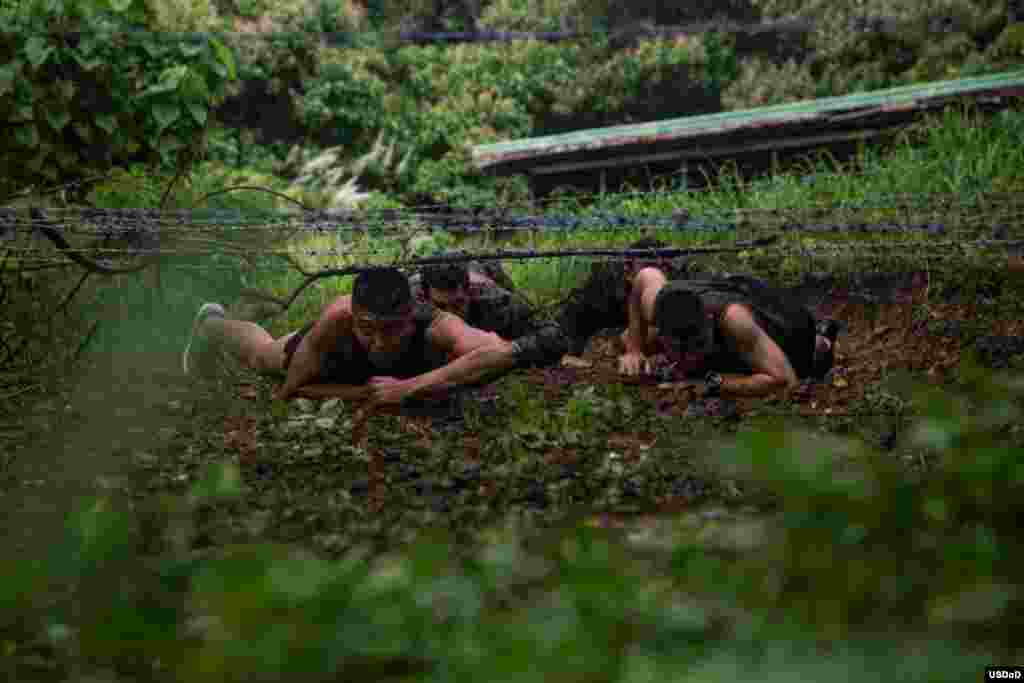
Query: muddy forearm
720,373,792,398
290,383,372,401
406,343,516,397
623,278,653,355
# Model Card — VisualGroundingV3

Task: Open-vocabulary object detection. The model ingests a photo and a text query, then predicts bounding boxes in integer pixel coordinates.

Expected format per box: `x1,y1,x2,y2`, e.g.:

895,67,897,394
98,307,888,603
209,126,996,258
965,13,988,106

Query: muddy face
352,307,417,368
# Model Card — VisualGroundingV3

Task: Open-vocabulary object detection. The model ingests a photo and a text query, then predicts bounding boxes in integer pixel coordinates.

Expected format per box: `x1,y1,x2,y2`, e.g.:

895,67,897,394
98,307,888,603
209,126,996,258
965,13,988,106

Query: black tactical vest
319,305,447,384
668,277,818,378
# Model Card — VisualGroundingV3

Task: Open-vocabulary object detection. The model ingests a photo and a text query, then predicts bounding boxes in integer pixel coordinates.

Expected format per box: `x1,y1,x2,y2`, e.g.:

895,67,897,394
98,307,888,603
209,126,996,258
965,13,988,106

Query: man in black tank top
183,267,568,406
411,257,568,370
618,267,839,398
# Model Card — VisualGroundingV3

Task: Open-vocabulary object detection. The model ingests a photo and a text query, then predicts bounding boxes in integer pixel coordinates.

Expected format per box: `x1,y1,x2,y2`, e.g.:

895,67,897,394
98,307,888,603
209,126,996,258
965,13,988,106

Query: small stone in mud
314,417,337,430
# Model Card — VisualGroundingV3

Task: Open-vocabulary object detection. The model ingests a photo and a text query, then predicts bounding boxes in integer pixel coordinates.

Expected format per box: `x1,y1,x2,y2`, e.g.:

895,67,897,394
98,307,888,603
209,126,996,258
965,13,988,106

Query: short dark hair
653,284,703,338
421,258,470,293
352,267,413,317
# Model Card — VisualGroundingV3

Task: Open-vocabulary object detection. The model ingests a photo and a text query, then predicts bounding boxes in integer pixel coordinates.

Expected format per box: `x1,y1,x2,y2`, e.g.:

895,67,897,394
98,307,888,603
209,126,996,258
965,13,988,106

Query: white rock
320,399,342,415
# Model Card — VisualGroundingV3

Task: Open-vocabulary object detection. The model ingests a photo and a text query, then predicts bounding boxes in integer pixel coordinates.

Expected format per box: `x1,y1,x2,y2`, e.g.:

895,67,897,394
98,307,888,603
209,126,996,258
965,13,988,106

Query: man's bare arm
621,267,665,354
289,383,372,401
404,342,517,399
276,297,352,400
718,304,798,398
618,267,666,375
405,313,516,395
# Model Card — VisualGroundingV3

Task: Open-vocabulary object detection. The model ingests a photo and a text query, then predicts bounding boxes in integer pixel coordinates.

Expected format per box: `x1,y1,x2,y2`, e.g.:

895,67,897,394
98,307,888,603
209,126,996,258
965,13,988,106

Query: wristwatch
703,371,724,398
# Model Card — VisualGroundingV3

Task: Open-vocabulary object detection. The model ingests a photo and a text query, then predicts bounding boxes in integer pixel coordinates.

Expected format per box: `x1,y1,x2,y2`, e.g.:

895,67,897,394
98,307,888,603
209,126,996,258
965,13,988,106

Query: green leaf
55,79,76,101
77,36,97,57
73,53,104,71
125,3,147,23
13,103,34,122
45,108,70,131
180,42,203,58
210,37,237,80
141,41,163,59
24,37,55,68
184,102,207,126
14,125,38,147
179,71,211,101
162,134,184,152
188,463,244,504
140,80,177,98
69,497,134,571
109,0,133,13
152,102,180,131
159,65,188,89
0,64,16,97
95,113,116,134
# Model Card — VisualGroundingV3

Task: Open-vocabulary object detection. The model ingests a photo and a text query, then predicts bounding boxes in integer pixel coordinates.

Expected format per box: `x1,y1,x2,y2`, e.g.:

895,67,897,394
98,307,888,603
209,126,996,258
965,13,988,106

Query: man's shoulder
719,302,762,338
322,295,353,321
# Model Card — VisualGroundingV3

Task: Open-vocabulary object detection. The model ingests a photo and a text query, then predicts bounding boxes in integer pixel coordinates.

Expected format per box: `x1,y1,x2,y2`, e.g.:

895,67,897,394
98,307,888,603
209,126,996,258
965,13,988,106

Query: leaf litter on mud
125,269,1024,557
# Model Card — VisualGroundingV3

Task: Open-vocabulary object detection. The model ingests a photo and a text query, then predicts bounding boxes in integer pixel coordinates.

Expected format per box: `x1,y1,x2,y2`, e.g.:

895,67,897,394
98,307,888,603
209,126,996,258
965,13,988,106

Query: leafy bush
723,57,818,109
750,0,1011,94
0,0,236,199
298,49,391,150
4,371,1024,680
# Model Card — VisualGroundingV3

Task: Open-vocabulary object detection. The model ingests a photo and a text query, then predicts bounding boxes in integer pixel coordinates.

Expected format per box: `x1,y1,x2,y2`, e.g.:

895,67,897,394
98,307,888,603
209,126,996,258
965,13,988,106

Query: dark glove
703,371,724,398
512,325,569,368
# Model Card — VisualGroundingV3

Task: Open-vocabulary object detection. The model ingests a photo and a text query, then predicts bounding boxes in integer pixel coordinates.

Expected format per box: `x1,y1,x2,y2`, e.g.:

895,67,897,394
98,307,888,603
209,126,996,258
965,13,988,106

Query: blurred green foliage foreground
2,369,1023,682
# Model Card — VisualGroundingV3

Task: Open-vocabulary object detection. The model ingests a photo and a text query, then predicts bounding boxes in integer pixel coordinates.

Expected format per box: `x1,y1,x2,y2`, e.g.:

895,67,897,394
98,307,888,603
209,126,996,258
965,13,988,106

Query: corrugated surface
472,70,1024,175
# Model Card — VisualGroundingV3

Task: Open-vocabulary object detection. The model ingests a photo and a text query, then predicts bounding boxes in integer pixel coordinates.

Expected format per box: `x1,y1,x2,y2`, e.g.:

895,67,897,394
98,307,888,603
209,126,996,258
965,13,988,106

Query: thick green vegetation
3,366,1023,681
0,0,236,199
3,3,1024,680
3,95,1024,682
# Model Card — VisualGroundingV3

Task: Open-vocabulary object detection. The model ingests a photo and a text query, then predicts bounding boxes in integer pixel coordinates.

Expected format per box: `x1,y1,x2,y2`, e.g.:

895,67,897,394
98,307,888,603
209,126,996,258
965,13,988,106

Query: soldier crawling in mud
409,253,544,342
557,239,840,398
618,270,840,398
182,267,567,406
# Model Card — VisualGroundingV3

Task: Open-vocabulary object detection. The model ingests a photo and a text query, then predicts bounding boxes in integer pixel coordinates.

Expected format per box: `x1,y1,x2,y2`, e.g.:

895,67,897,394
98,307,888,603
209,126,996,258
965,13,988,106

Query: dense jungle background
2,0,1024,681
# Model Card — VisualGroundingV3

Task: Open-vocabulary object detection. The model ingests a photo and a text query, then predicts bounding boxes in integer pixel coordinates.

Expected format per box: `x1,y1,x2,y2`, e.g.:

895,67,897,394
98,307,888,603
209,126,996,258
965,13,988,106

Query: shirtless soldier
182,267,567,405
